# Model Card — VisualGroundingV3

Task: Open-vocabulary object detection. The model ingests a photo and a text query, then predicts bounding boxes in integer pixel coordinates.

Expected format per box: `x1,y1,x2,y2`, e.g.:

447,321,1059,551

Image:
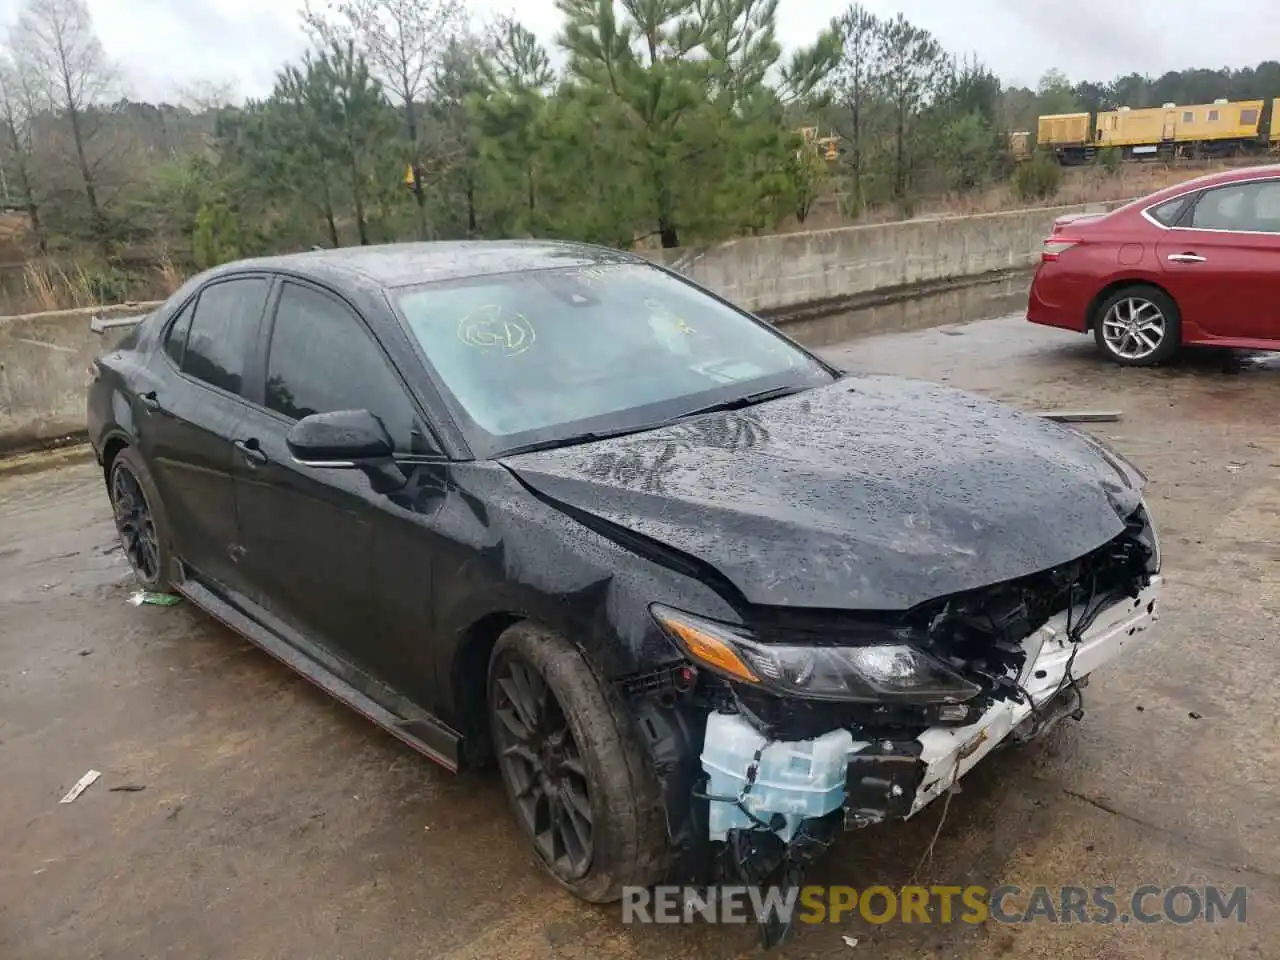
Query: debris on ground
842,935,859,948
128,590,181,607
1189,711,1204,720
108,784,146,792
60,769,102,803
1030,410,1123,423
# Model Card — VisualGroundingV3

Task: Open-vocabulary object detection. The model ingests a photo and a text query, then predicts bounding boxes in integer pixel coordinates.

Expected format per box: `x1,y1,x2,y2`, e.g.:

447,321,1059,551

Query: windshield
393,262,834,457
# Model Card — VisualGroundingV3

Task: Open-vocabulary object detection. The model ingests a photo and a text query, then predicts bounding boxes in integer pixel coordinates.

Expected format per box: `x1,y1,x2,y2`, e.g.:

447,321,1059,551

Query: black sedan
88,241,1163,925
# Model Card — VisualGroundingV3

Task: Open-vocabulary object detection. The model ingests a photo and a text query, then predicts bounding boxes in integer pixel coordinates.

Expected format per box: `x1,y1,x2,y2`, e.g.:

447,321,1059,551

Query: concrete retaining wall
0,198,1131,451
649,199,1129,315
0,302,159,452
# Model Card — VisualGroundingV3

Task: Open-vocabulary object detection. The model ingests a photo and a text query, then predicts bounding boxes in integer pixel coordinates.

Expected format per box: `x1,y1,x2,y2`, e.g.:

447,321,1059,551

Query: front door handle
234,438,268,466
1167,253,1206,263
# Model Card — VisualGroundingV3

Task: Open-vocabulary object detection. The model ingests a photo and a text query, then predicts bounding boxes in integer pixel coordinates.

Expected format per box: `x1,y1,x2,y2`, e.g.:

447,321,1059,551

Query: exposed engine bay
620,503,1162,948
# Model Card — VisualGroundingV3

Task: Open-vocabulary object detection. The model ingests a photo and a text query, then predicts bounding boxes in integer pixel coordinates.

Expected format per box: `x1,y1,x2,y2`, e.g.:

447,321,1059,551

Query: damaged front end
632,501,1161,946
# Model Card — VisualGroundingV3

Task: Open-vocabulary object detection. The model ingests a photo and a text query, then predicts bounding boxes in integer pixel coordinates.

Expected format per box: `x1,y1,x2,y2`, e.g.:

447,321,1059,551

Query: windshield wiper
498,423,662,457
667,384,809,423
498,385,810,458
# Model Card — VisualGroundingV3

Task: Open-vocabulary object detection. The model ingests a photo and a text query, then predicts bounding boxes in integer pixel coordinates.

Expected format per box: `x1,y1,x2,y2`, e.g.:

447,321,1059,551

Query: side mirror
286,409,394,467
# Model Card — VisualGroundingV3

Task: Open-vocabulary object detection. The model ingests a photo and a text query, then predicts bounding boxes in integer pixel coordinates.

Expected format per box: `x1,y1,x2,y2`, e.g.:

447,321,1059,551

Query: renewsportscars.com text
622,884,1249,926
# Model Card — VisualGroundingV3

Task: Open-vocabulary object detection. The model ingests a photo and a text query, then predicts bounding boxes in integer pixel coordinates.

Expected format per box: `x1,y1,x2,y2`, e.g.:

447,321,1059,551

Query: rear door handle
139,390,161,412
234,439,268,466
1167,253,1206,263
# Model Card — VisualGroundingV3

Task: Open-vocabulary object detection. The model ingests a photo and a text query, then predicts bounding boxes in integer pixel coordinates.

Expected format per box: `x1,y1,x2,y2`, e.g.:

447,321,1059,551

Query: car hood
499,376,1145,611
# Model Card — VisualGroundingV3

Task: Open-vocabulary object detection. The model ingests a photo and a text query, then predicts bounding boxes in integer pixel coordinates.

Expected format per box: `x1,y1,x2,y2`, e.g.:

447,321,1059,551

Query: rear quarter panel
1030,214,1166,330
87,317,162,459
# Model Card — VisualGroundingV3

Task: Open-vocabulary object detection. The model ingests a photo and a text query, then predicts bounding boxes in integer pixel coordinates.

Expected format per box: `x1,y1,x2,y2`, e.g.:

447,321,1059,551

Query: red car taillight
1042,237,1081,262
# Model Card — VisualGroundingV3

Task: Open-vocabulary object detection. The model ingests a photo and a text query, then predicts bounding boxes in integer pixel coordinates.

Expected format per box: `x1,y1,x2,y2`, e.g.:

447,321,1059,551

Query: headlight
651,604,981,704
1138,497,1161,573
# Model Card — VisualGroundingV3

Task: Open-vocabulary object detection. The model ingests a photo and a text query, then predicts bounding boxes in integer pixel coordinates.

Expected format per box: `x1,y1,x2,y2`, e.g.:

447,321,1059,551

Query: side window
1190,184,1249,230
1208,109,1221,122
1182,111,1194,123
163,301,194,366
1253,181,1280,229
1147,195,1193,227
182,278,269,396
1241,108,1259,125
264,282,436,455
1190,180,1280,232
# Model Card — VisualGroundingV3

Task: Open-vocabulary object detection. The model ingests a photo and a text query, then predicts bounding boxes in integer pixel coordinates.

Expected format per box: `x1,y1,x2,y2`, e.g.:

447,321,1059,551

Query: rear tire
488,622,669,903
1092,285,1181,366
109,445,175,592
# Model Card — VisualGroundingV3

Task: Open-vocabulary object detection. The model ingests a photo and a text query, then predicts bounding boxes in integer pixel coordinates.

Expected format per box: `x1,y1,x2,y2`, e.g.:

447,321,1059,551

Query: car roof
213,239,646,290
1139,163,1280,206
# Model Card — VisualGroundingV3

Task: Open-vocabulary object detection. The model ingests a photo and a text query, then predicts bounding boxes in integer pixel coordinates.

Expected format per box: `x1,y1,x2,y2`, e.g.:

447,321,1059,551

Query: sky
2,0,1278,104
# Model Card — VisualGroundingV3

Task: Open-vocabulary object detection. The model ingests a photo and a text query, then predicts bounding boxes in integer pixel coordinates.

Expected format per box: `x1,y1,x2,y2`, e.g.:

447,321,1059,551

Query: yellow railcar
1036,112,1091,149
1172,98,1263,142
1095,99,1263,154
1033,97,1273,164
1093,106,1168,148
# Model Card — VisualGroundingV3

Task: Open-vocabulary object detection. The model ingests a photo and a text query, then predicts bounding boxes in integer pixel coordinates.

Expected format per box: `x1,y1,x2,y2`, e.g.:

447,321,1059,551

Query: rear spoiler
90,313,149,335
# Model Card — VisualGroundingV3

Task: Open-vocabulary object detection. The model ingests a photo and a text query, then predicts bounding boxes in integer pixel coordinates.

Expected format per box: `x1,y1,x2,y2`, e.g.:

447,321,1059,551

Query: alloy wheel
492,654,595,879
111,464,161,584
1101,297,1166,361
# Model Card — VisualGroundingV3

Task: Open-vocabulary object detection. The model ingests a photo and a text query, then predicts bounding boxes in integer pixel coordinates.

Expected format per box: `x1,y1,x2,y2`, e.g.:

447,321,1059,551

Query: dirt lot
2,293,1278,959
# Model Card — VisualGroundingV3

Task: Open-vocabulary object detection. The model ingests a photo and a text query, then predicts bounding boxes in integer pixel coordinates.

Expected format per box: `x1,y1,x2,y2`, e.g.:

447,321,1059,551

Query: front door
232,279,449,702
1157,177,1280,342
140,276,271,591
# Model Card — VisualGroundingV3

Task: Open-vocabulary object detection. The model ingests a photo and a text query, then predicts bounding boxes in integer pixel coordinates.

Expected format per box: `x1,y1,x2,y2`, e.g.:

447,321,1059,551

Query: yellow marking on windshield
644,298,695,335
457,305,536,357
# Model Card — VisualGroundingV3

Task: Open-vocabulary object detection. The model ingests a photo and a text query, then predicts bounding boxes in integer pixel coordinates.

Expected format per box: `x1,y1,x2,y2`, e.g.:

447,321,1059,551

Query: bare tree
176,78,240,113
11,0,117,234
873,12,949,208
831,4,880,216
0,51,48,250
302,0,468,238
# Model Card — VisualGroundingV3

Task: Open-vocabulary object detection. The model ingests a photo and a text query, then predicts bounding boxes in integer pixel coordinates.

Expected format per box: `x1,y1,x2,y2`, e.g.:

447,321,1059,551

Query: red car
1027,163,1280,365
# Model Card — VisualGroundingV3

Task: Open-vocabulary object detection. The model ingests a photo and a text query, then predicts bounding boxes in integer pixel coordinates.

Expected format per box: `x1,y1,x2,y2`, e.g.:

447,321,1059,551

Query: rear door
143,275,271,591
1157,177,1280,341
232,278,450,698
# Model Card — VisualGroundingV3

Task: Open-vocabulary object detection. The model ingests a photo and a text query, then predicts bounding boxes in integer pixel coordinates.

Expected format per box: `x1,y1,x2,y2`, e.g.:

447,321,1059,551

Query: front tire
109,446,175,592
488,622,669,903
1093,284,1181,366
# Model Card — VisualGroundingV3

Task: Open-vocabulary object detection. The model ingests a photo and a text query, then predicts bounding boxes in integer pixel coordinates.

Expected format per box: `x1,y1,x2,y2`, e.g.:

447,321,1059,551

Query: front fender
429,463,739,728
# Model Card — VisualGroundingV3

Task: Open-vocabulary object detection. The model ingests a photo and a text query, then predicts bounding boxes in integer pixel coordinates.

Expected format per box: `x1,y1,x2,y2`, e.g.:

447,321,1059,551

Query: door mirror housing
286,409,394,466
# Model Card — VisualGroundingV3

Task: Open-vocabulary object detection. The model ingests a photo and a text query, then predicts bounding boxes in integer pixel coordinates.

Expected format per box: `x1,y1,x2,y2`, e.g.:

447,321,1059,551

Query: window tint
264,282,431,454
1148,195,1193,226
163,301,194,366
182,278,269,395
1190,180,1280,232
